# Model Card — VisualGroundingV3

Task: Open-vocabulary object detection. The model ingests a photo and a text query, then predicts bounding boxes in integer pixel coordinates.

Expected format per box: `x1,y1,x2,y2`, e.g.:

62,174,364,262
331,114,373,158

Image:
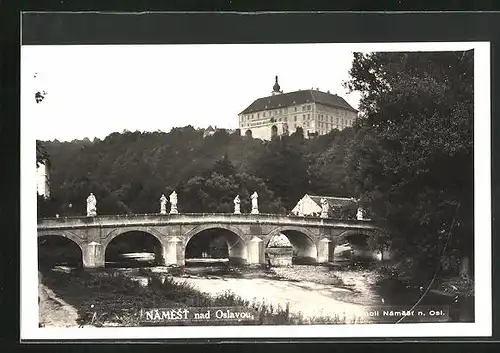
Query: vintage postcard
20,13,491,341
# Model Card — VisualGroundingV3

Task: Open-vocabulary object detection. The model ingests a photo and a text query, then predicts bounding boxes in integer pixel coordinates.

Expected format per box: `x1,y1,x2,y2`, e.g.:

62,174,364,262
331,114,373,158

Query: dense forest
37,51,474,277
37,126,355,217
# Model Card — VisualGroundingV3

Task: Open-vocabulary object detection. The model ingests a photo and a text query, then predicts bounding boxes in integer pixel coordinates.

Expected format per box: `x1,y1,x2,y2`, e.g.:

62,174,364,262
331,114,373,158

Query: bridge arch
101,227,165,249
266,226,318,264
38,231,84,268
102,227,165,267
38,229,86,250
337,229,372,245
183,224,247,245
336,228,390,246
184,224,248,265
336,229,390,261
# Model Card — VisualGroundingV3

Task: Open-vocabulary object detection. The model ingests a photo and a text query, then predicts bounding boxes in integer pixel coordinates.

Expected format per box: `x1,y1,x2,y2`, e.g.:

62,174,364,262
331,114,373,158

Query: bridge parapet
38,213,381,231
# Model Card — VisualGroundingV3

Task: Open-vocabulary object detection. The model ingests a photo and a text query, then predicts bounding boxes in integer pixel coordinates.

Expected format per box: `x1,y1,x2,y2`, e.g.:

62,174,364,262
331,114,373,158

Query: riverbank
39,266,357,327
38,260,474,327
39,279,80,327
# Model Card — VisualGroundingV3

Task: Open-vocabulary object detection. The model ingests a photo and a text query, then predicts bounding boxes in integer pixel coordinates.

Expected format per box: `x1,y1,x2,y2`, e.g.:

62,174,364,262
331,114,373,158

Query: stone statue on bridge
86,193,97,217
160,194,167,214
233,195,241,214
251,192,259,215
169,191,178,214
320,198,329,219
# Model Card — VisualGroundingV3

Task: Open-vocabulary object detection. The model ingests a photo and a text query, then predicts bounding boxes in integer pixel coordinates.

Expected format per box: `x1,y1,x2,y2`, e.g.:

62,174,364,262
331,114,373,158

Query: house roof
240,89,358,115
308,195,357,209
205,125,215,132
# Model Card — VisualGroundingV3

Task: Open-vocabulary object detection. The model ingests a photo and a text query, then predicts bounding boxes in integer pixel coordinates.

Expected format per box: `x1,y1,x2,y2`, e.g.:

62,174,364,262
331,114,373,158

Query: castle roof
240,89,358,115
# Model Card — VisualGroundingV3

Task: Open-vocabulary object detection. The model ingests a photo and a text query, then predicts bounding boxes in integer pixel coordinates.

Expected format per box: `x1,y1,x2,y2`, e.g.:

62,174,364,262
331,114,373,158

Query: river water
45,252,475,324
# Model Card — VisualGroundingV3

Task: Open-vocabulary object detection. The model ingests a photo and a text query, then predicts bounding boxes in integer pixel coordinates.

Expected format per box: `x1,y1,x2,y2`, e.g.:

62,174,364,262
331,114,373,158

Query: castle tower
271,75,282,96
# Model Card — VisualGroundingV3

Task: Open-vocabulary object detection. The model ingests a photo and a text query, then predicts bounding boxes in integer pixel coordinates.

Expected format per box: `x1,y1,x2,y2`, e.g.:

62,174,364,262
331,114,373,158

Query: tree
344,51,474,277
179,156,286,214
36,140,49,167
212,153,236,177
253,136,310,210
34,73,50,166
307,129,354,197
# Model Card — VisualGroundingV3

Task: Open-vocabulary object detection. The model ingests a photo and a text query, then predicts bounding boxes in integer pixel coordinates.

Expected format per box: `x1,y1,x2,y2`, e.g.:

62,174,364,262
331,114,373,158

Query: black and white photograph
20,14,491,340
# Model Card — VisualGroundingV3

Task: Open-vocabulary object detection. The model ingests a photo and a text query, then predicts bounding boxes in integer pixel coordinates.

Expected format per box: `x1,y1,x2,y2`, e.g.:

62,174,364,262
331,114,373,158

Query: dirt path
177,277,374,323
38,272,80,328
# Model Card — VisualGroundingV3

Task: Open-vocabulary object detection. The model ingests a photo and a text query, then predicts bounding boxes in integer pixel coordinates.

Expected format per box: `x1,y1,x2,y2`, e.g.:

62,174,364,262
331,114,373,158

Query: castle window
284,107,288,113
302,106,306,112
294,107,298,112
258,113,260,118
307,105,311,111
307,114,310,119
263,112,266,117
294,116,297,121
303,115,306,120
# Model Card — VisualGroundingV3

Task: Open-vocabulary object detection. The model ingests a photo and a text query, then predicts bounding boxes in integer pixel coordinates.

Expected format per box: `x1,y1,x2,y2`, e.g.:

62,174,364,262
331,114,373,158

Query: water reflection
106,252,158,268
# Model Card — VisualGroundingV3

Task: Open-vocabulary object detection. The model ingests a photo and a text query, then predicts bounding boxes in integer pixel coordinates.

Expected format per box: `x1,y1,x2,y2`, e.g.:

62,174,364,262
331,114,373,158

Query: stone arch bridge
37,213,387,268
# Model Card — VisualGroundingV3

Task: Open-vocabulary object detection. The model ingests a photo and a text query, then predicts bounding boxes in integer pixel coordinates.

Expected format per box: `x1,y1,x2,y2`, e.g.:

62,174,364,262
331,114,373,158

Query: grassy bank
40,268,354,327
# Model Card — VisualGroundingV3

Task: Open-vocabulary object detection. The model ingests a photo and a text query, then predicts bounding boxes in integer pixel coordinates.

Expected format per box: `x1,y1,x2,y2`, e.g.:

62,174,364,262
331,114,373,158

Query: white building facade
37,162,50,198
290,194,357,218
238,76,358,141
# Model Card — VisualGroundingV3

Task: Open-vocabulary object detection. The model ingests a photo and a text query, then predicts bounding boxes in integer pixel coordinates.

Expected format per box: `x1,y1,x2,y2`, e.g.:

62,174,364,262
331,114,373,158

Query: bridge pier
317,238,330,263
82,242,105,268
328,238,337,262
247,236,264,264
164,237,181,266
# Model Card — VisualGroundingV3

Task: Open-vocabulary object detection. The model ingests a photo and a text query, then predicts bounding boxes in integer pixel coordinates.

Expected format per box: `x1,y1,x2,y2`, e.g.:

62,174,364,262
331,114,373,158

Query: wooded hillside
38,127,355,217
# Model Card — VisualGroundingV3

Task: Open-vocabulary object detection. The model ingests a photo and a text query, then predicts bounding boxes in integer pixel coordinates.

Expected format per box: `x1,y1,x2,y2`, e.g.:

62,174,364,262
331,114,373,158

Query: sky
21,42,479,142
22,44,362,141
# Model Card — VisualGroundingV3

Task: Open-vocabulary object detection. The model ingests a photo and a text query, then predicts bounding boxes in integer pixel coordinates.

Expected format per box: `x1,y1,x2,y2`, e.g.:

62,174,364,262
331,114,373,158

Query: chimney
316,87,319,91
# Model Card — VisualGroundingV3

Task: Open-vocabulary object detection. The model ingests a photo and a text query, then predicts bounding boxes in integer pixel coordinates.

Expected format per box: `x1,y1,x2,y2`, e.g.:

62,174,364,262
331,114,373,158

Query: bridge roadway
37,213,385,268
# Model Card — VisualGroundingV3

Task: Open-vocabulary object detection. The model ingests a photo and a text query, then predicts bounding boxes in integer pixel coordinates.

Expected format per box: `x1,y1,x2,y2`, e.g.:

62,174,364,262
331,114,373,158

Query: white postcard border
21,41,491,340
